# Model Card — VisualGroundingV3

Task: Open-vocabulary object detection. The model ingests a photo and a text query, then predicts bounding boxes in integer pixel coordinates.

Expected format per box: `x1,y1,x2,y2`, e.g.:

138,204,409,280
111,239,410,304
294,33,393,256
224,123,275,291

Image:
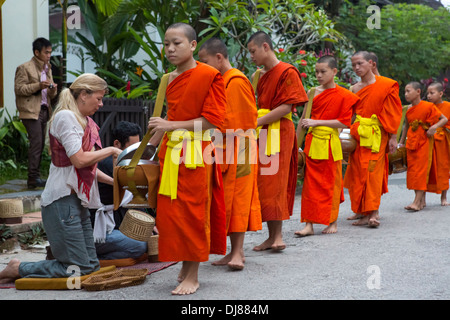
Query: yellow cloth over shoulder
355,114,382,153
257,109,292,156
307,126,343,161
159,129,211,200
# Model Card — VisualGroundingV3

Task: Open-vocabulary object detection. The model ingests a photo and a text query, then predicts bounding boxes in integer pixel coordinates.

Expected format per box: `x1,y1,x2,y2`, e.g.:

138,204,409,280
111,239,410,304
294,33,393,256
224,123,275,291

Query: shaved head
317,55,337,69
199,37,228,59
428,82,444,92
167,22,197,42
407,81,422,92
368,52,378,66
352,51,372,61
247,31,273,50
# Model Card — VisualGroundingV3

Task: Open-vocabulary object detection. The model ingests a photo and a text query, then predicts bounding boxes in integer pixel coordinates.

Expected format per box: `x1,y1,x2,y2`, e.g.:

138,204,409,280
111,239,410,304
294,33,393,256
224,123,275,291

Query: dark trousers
21,105,49,182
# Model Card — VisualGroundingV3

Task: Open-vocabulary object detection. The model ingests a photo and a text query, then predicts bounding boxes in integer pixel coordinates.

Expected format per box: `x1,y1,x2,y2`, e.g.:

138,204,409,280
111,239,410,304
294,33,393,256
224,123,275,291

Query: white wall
1,0,49,120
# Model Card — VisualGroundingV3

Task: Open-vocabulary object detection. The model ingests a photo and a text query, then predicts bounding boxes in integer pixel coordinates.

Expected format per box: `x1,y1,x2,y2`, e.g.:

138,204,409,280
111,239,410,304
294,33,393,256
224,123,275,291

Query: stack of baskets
0,199,24,224
119,209,159,262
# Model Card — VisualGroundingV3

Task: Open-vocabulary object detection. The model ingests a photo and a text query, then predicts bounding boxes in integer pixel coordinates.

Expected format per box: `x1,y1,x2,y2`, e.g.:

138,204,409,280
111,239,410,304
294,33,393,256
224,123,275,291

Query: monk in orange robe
198,37,262,270
295,56,359,237
343,51,403,227
147,23,227,295
398,82,447,211
426,82,450,206
247,31,308,251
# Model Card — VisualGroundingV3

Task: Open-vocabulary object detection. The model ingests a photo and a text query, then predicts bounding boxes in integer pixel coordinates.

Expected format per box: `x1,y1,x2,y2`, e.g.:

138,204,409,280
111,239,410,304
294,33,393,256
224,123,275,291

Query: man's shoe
27,178,46,189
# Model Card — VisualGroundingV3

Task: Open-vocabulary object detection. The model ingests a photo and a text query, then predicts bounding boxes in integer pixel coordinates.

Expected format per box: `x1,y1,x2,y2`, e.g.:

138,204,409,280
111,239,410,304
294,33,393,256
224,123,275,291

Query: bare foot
211,254,232,266
253,239,273,251
404,203,421,211
352,215,369,226
322,221,337,234
228,257,245,271
253,239,286,251
294,223,314,237
271,241,286,251
347,213,363,220
172,262,199,295
0,259,21,284
441,199,449,206
212,251,245,270
172,278,199,295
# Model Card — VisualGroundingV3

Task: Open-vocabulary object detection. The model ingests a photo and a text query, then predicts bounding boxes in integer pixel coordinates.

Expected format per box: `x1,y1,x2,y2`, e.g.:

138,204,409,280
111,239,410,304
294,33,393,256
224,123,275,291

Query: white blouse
40,110,103,209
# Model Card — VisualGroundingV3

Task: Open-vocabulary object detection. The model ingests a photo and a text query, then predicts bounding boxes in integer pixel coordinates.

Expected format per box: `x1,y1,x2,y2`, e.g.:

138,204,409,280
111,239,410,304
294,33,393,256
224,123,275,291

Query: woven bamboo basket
119,209,155,241
147,234,159,262
0,199,23,224
81,268,148,291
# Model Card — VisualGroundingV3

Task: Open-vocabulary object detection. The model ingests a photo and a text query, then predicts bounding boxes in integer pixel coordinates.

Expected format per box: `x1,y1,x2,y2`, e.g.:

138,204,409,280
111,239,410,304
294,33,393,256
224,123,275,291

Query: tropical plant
0,108,28,168
199,0,344,76
337,0,450,91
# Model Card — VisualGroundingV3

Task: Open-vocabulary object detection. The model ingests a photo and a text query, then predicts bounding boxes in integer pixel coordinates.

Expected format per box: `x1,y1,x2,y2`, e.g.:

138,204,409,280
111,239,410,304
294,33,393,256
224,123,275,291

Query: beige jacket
14,56,57,120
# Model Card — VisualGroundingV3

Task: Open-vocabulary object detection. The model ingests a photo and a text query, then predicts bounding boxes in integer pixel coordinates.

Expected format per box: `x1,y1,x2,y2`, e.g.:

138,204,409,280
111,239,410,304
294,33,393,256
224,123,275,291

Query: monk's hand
148,117,172,135
426,126,437,137
388,135,397,154
301,119,316,128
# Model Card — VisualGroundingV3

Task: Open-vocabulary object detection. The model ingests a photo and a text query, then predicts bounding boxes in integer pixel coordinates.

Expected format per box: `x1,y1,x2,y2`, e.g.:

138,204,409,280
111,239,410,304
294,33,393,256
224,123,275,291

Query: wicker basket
0,199,23,224
119,209,155,241
147,234,159,262
81,268,148,291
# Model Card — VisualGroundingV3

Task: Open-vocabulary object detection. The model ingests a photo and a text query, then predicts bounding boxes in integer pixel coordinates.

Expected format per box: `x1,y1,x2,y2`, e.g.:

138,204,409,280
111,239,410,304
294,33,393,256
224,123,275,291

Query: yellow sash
256,109,292,156
159,129,211,200
355,114,382,153
307,126,343,161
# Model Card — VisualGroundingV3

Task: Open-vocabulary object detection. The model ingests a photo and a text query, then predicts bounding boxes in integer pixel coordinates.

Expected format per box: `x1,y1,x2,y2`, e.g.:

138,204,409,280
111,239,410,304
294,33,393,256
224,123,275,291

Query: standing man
344,51,403,227
15,37,57,189
199,37,262,270
247,31,308,251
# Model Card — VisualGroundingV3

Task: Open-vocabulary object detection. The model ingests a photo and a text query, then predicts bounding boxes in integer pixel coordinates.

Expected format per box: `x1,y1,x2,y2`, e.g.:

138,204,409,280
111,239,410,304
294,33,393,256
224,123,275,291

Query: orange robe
156,62,227,262
301,86,359,225
256,61,308,221
217,68,262,234
343,76,403,214
405,101,442,191
427,101,450,193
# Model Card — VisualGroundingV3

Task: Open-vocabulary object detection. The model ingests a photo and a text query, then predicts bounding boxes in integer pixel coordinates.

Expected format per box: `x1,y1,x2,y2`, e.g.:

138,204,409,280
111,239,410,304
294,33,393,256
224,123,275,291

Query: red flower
444,78,449,83
300,60,307,66
299,50,306,55
278,48,284,53
300,73,307,78
126,80,131,93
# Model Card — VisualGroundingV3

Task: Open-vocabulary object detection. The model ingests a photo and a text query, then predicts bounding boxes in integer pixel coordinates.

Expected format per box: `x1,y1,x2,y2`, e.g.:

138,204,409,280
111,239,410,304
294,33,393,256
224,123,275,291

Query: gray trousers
19,194,100,278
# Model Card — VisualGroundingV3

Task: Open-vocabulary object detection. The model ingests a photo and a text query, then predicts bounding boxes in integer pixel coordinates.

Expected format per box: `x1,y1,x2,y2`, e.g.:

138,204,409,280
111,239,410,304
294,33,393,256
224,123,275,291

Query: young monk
398,82,447,211
426,82,450,206
295,56,359,237
198,37,262,270
343,51,403,227
147,23,227,295
247,31,308,251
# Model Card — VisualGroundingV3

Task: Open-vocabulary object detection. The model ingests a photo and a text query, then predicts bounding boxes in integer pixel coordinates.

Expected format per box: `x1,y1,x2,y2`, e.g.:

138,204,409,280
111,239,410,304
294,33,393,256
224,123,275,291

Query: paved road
1,172,449,306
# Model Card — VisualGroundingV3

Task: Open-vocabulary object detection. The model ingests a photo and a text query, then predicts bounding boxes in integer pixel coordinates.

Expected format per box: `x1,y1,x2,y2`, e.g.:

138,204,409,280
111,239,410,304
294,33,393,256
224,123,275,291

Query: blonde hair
48,73,108,130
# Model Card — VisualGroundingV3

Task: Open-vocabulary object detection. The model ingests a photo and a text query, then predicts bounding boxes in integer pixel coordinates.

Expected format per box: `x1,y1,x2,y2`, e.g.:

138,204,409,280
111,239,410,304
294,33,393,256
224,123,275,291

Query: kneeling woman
0,74,122,282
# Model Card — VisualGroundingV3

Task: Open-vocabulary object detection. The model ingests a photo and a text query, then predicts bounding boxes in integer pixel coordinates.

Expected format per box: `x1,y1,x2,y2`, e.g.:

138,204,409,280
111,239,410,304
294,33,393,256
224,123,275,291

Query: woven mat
0,261,177,289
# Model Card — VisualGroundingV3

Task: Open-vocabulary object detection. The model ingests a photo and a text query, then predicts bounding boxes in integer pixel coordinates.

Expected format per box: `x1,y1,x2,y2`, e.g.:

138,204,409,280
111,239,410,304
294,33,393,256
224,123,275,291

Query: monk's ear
332,68,338,76
190,40,197,52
